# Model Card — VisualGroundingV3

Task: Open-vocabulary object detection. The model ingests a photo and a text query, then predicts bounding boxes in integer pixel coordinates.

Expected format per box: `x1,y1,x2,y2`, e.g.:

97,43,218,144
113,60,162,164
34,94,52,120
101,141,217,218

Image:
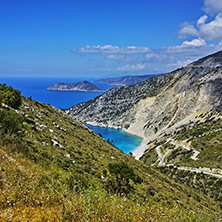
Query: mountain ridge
95,74,159,86
67,50,222,177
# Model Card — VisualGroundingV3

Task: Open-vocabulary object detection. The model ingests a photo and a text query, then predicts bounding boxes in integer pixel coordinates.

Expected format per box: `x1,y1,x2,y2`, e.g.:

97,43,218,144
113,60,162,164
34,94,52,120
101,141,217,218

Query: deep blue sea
0,76,142,153
0,77,113,109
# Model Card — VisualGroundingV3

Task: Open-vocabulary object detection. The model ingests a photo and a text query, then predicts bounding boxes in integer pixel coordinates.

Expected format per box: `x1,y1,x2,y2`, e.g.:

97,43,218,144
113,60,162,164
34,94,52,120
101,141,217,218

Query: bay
86,124,142,154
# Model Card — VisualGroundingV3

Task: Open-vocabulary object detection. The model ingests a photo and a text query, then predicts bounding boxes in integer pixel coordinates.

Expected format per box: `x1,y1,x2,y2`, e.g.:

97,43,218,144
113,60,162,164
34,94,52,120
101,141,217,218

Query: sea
0,76,142,154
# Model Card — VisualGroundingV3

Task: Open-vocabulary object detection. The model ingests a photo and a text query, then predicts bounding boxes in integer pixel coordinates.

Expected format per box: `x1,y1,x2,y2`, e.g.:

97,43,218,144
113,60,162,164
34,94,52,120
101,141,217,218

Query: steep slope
67,51,222,156
0,85,221,221
67,51,222,202
67,72,175,128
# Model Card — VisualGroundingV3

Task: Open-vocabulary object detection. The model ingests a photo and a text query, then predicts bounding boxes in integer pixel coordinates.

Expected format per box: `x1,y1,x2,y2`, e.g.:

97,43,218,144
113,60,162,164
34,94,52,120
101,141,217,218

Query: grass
0,96,221,221
140,147,158,165
159,166,222,202
1,151,221,221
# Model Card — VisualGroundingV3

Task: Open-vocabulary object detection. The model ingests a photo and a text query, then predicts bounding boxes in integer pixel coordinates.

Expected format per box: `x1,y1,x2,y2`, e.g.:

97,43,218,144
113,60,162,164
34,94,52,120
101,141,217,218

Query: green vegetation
0,88,221,221
140,147,158,165
105,162,142,195
159,166,222,202
140,113,222,207
0,83,21,108
0,109,23,134
175,115,222,169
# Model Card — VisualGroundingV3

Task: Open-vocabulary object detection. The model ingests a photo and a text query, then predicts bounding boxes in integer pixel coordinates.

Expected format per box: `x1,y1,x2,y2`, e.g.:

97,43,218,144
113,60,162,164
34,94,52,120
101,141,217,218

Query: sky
1,0,222,78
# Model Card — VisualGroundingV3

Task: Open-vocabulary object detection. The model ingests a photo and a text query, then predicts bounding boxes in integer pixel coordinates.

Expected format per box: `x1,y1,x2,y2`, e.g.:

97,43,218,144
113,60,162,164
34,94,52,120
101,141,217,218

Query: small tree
105,162,142,195
0,109,23,134
0,84,21,108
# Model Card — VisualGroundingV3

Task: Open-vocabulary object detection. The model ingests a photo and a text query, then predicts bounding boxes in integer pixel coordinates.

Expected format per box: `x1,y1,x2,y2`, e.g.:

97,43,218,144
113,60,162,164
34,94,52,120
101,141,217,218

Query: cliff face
67,73,175,127
67,51,222,158
47,81,103,91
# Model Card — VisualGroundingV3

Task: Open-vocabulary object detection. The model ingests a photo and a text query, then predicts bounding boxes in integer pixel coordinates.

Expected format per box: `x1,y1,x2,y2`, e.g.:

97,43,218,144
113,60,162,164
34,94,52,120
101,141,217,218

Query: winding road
154,139,222,178
156,145,164,165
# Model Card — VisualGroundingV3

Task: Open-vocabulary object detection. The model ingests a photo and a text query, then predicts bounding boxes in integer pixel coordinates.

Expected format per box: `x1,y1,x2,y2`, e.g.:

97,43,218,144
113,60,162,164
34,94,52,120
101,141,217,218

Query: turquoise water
86,124,142,154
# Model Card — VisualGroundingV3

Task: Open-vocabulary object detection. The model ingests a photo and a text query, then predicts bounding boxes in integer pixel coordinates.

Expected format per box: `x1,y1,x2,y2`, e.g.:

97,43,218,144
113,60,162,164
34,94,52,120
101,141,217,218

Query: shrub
0,109,23,134
105,162,142,195
0,84,21,108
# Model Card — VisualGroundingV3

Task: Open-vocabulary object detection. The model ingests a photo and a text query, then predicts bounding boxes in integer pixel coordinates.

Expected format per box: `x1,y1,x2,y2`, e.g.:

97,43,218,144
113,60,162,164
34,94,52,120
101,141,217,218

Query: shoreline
132,139,148,160
46,89,104,92
86,121,144,140
85,122,146,156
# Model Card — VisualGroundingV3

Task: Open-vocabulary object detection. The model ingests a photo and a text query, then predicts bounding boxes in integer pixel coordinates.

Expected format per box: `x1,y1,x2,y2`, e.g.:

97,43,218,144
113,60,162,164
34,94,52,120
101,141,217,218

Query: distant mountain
47,81,103,92
96,74,159,86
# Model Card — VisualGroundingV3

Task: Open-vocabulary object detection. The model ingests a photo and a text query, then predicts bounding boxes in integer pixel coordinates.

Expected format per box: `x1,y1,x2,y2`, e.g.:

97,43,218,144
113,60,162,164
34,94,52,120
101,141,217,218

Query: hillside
67,51,222,202
95,74,158,86
47,81,103,92
0,84,221,221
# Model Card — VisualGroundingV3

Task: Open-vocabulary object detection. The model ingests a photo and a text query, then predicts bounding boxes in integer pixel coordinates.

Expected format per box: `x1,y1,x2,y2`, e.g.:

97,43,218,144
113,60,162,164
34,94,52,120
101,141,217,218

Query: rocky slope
67,50,222,166
47,81,103,91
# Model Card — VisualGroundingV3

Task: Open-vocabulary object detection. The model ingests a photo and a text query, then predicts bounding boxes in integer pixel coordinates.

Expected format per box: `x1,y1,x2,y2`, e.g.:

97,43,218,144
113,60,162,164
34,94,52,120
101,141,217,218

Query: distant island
47,81,103,92
95,74,159,86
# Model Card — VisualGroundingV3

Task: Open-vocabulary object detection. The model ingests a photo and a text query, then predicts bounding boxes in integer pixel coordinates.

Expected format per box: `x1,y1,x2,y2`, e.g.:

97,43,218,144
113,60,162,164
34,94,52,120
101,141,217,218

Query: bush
0,84,21,108
105,162,142,195
108,162,141,183
0,109,23,134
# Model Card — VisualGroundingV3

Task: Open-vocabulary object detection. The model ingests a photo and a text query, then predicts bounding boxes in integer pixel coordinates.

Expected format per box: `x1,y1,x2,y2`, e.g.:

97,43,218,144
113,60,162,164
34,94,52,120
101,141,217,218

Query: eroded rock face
67,72,175,128
67,51,222,156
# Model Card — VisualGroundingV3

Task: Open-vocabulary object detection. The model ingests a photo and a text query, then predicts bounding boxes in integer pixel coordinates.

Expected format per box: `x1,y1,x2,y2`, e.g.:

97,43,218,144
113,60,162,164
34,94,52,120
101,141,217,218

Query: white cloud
165,38,208,56
145,53,163,60
117,63,147,71
178,12,222,41
144,52,173,62
203,0,222,15
161,40,222,70
182,38,207,47
178,23,199,38
197,15,208,26
105,54,133,62
71,45,151,54
198,13,222,40
167,59,194,68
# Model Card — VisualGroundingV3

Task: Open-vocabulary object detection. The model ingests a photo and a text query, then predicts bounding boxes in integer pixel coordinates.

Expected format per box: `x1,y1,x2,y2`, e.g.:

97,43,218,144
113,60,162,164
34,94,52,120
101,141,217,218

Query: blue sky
1,0,222,78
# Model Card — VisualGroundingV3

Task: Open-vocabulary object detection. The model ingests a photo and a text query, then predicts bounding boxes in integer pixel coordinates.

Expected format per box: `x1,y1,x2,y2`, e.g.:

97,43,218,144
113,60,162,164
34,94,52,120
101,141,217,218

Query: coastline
132,139,148,160
46,89,104,92
85,121,146,157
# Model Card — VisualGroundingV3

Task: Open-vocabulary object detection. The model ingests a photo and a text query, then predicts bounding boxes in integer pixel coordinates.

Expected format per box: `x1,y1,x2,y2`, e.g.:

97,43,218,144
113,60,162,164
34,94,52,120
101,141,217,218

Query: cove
86,124,142,154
